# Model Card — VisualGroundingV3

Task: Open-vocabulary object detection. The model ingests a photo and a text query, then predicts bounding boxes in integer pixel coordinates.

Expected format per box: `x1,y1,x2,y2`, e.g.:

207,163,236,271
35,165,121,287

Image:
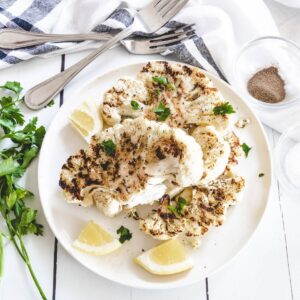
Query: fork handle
0,29,112,49
24,25,135,110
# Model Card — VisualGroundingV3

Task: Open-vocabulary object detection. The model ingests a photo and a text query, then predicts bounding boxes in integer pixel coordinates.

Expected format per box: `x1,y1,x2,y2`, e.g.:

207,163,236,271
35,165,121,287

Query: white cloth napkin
3,0,298,133
273,0,300,8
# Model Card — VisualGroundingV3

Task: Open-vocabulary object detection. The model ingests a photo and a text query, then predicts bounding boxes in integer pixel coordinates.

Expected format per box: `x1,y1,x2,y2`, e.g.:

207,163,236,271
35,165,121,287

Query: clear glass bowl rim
275,124,300,196
233,35,300,111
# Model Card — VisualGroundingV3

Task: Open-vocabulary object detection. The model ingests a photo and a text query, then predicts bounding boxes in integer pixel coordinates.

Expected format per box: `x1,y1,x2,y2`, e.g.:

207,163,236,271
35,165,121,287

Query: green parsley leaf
0,157,19,176
17,208,43,236
0,118,14,131
153,76,169,86
20,145,39,169
168,197,188,217
6,190,18,210
117,226,132,243
242,143,251,158
0,81,23,96
0,96,25,128
177,197,187,214
46,99,55,108
258,173,264,178
33,126,46,147
102,139,116,156
130,100,140,110
153,102,171,121
152,76,175,90
213,102,236,115
167,205,179,217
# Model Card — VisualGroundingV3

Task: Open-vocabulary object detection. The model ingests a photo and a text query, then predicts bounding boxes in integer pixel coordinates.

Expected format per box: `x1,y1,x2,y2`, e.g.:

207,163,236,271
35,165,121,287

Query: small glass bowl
275,124,300,196
233,36,300,111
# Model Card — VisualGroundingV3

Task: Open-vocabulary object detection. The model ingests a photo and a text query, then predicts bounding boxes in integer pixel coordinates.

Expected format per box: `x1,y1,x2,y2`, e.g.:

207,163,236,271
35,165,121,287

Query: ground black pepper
247,66,286,103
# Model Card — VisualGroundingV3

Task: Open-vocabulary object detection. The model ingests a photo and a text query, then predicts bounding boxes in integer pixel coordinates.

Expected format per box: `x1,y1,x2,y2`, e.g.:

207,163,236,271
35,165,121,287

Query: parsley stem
5,218,47,299
5,218,26,261
17,234,47,300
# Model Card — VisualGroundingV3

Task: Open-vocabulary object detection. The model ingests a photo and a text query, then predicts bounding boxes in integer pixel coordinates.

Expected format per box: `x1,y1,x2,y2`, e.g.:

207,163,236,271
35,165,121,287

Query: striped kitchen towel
0,0,228,79
0,0,277,81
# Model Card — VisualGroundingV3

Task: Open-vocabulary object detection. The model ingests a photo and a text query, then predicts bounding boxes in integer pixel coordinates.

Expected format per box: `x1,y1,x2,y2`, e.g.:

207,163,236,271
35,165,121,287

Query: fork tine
154,0,171,10
150,26,195,42
140,0,167,12
145,46,169,54
177,23,196,31
162,0,189,19
166,23,195,32
159,0,179,17
150,31,196,47
152,0,164,6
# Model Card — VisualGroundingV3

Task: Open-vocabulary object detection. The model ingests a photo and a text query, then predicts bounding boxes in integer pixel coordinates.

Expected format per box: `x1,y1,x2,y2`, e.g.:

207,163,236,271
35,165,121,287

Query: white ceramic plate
38,61,272,289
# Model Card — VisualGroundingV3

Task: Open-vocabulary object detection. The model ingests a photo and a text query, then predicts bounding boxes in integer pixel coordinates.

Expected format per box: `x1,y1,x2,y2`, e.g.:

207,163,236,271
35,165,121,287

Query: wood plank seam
275,180,294,300
272,129,294,300
205,278,209,300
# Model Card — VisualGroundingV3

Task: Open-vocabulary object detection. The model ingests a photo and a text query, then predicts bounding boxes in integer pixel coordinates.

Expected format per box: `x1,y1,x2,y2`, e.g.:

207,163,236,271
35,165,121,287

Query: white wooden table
0,1,299,299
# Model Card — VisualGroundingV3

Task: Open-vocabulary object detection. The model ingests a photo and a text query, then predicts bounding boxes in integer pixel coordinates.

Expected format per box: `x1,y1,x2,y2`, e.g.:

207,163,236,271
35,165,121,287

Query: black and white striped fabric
0,0,225,80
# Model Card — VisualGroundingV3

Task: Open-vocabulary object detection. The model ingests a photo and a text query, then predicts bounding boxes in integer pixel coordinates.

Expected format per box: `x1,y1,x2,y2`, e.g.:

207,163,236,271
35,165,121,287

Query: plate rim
38,59,273,289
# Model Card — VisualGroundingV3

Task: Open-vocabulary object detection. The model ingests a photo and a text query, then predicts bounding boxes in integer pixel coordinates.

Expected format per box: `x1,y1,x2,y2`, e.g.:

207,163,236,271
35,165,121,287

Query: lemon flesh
71,110,94,132
69,119,89,137
69,100,102,142
135,239,194,275
73,221,121,255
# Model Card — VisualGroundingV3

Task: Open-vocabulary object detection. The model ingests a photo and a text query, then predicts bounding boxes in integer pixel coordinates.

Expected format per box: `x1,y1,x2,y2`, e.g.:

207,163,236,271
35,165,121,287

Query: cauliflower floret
59,117,203,217
192,125,230,183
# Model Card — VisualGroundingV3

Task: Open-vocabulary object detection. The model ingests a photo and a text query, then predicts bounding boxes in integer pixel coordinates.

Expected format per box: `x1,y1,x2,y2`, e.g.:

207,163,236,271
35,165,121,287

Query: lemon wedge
69,99,102,142
134,239,194,275
73,221,121,255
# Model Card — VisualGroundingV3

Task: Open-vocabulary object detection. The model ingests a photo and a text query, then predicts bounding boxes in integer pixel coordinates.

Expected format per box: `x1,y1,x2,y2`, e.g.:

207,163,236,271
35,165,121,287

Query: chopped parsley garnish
177,197,187,213
102,139,116,156
153,102,171,121
117,226,132,243
242,143,251,158
130,100,140,110
152,76,175,90
213,102,236,115
167,197,188,217
258,173,264,177
167,205,179,217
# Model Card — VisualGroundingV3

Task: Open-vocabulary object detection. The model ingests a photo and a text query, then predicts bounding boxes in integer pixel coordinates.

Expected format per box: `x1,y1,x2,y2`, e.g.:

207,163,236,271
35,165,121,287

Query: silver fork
122,24,196,54
0,24,195,51
24,0,188,110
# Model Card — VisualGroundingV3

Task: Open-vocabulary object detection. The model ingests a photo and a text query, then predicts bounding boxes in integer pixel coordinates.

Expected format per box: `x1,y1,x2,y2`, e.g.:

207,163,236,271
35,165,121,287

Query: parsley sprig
242,142,251,158
117,226,132,244
130,100,140,111
152,76,175,90
167,197,187,217
0,81,46,299
102,139,116,156
213,102,236,115
153,102,171,121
